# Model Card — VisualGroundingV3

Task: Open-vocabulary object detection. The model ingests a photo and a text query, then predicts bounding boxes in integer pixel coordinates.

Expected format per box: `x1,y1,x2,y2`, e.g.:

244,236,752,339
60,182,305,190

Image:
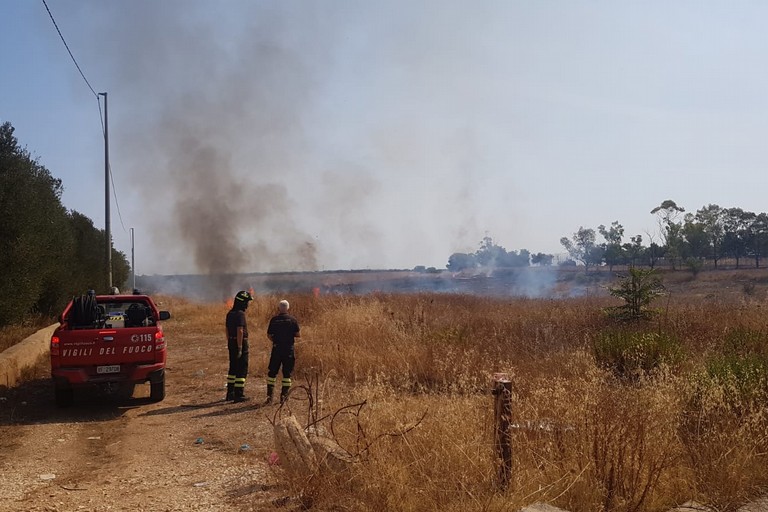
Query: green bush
605,267,666,321
594,330,682,380
0,122,130,327
685,257,703,277
722,327,768,358
701,355,768,412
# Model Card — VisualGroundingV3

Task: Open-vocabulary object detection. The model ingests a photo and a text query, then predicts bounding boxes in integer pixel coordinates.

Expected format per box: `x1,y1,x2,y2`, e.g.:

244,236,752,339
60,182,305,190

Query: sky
2,1,768,276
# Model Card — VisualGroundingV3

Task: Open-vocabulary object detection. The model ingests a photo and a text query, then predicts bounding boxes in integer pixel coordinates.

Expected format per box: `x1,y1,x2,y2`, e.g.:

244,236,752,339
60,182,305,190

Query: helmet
234,290,254,303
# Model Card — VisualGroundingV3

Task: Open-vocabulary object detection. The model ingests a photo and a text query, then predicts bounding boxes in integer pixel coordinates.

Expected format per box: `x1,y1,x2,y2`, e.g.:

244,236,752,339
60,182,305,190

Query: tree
598,221,625,271
475,236,507,267
472,236,531,268
681,213,709,261
722,208,753,268
531,252,554,266
446,252,476,272
560,227,598,273
623,235,644,267
694,204,726,268
606,267,666,321
0,122,72,324
67,211,130,293
500,248,531,267
747,212,768,268
0,122,131,327
651,200,685,269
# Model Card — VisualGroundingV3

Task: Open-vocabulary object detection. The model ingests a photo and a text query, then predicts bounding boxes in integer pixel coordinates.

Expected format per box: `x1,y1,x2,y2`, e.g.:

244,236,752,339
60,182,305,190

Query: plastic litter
39,474,56,481
194,437,204,444
239,444,250,452
267,452,280,465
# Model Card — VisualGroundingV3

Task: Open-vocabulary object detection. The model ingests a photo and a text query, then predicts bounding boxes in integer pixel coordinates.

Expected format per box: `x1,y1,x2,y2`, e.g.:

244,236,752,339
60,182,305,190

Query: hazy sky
3,1,767,275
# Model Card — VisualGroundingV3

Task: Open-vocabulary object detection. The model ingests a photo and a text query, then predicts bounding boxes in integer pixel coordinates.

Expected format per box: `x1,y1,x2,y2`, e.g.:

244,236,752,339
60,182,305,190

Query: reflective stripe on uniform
234,377,246,388
267,376,276,385
281,377,291,388
227,374,236,384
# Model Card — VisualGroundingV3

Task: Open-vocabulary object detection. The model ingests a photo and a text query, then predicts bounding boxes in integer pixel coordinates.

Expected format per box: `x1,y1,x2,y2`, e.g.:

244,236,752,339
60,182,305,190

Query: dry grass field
2,268,767,511
158,270,768,512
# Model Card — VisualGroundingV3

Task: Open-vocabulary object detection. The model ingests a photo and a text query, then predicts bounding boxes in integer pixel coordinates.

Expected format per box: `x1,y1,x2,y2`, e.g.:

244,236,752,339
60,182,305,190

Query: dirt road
0,330,285,512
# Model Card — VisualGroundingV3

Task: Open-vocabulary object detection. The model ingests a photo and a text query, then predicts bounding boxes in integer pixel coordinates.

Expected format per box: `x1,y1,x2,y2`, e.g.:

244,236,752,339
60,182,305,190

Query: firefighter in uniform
266,299,301,404
225,290,253,402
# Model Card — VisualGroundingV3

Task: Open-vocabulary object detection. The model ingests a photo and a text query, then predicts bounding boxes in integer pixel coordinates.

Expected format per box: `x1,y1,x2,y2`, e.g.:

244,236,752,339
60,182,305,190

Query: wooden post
493,373,513,488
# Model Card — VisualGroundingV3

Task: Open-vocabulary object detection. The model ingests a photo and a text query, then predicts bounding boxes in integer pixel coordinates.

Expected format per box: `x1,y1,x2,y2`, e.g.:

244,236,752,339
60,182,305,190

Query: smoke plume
68,1,498,279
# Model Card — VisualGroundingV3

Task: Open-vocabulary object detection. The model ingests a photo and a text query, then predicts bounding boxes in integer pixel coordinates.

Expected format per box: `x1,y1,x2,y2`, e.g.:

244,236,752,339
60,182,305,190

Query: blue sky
3,1,768,275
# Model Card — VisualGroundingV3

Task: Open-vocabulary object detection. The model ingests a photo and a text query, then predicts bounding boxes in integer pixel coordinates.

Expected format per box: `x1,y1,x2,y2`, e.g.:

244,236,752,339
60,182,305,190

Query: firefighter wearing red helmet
225,290,253,402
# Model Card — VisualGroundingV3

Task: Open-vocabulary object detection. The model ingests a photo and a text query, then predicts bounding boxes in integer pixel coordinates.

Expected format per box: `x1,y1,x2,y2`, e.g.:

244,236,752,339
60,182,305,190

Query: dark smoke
68,1,507,291
77,1,330,282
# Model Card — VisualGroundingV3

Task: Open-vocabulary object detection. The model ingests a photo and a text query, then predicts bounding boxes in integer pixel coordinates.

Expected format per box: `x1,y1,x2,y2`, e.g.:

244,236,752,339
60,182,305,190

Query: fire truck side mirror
158,311,171,321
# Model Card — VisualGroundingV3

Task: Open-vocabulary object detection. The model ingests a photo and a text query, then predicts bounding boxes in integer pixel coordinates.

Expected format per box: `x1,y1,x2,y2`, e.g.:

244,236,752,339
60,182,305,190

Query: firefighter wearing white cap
265,299,301,404
225,290,253,402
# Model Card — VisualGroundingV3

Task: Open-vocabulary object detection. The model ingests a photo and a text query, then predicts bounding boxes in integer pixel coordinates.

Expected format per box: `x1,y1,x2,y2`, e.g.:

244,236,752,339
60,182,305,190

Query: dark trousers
227,339,249,394
267,344,295,391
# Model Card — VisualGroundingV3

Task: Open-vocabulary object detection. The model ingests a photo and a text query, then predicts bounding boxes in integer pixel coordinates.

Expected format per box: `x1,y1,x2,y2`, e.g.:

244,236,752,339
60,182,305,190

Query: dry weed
165,293,768,511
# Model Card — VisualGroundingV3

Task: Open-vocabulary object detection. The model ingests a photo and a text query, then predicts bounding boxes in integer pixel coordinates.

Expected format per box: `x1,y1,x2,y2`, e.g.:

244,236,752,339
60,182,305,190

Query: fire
226,299,234,309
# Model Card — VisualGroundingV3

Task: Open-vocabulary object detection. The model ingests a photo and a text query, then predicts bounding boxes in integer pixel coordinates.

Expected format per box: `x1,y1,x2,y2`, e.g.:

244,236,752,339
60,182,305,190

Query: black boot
225,383,235,402
280,386,290,404
265,384,274,405
233,387,250,403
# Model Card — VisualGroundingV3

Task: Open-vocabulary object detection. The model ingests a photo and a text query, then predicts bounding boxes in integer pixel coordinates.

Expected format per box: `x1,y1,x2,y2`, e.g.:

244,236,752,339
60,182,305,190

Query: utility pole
99,92,112,291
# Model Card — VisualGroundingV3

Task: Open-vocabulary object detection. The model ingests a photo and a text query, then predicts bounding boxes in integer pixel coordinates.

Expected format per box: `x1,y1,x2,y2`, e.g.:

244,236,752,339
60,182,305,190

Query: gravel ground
0,329,290,512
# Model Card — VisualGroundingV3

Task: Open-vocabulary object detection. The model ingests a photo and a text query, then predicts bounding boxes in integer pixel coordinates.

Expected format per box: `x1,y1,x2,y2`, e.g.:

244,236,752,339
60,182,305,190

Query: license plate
96,365,120,374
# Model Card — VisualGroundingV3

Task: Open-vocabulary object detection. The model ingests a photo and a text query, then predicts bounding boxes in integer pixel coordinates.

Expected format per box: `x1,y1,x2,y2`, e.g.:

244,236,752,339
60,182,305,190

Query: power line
41,0,98,98
97,96,106,135
42,1,129,241
109,163,128,233
96,97,126,233
41,0,127,288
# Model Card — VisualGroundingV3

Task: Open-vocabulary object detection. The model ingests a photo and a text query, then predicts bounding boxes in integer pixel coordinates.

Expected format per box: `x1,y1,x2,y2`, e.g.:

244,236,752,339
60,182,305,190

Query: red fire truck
50,293,171,407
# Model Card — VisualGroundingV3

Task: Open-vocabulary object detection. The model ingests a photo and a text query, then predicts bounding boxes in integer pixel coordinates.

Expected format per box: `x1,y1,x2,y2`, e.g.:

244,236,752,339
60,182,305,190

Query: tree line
447,236,553,272
0,122,129,327
560,200,768,272
447,199,768,273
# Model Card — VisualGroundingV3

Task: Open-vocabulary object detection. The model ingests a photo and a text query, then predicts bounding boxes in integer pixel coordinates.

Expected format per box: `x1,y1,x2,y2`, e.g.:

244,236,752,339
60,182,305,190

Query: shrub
606,267,666,321
682,353,768,507
594,330,682,380
722,327,768,359
699,355,768,413
681,327,768,506
685,258,703,278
